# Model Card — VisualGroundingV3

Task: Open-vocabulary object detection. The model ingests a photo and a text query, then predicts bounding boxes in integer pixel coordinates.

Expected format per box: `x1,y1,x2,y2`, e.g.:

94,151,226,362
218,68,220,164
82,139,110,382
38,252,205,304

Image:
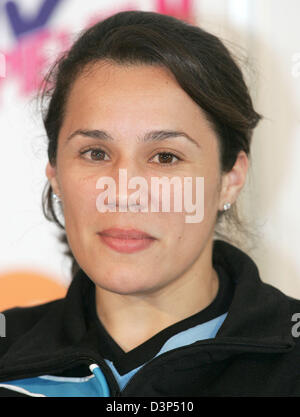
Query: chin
97,281,151,296
92,272,157,296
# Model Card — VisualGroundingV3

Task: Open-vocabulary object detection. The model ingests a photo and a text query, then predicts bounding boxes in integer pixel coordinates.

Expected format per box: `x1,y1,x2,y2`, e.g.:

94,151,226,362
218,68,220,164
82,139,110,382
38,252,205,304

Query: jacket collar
0,239,295,378
212,240,294,353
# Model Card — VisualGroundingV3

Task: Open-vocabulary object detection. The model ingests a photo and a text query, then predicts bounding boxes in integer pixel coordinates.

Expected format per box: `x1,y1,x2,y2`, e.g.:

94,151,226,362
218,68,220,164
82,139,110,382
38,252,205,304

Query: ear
46,162,61,197
218,151,249,211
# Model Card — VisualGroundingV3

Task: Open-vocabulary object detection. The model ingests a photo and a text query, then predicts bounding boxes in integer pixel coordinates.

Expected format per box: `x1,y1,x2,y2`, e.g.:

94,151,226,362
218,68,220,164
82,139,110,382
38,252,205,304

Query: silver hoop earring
53,193,61,203
223,202,231,211
52,192,65,226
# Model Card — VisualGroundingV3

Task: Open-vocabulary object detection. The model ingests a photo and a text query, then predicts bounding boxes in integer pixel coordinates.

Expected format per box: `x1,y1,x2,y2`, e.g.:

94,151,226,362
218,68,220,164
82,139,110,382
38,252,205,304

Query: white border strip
38,374,94,383
0,383,46,397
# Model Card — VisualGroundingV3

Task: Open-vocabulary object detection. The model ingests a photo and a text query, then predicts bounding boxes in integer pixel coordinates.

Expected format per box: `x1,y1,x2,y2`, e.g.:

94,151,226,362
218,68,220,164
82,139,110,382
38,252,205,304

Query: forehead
61,61,214,142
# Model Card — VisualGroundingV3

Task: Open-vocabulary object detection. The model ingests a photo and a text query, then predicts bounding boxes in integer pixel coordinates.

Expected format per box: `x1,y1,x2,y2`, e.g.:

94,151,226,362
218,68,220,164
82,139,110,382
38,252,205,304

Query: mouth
99,228,156,240
97,228,157,253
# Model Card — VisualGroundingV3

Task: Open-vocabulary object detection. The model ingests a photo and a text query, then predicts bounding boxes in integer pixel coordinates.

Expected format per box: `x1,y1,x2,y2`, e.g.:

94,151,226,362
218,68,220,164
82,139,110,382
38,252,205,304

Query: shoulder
0,299,64,357
284,292,300,316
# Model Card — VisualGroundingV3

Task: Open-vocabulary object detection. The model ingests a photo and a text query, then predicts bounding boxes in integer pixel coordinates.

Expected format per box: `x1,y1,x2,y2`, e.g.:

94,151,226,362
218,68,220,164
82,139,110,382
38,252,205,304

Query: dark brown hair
40,10,262,278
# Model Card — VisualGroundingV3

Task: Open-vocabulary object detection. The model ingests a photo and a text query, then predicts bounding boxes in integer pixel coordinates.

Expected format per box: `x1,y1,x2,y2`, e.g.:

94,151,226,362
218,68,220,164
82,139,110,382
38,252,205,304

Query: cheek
161,211,205,250
201,158,221,212
166,175,219,250
204,177,220,211
60,171,100,223
157,212,209,275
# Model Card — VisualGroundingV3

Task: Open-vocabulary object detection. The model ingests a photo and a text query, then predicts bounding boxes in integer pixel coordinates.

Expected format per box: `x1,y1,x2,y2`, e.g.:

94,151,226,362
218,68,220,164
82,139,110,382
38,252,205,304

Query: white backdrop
198,0,300,297
0,0,299,301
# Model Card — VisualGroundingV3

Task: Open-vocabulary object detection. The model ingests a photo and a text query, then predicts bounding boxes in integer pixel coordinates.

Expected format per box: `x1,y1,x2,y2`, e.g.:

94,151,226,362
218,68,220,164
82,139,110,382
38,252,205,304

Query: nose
117,167,145,212
101,158,152,213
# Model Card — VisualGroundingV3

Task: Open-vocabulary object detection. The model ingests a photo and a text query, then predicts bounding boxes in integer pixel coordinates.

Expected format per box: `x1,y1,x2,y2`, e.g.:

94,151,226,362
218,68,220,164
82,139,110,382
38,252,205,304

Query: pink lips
98,228,157,253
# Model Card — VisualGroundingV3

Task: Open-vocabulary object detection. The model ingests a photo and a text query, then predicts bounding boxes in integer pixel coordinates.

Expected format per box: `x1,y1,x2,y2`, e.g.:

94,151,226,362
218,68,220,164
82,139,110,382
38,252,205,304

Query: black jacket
1,239,300,397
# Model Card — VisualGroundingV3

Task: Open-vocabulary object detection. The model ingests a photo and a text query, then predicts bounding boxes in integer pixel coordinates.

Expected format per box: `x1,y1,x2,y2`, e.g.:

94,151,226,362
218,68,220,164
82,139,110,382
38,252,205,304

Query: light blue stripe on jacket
0,312,227,396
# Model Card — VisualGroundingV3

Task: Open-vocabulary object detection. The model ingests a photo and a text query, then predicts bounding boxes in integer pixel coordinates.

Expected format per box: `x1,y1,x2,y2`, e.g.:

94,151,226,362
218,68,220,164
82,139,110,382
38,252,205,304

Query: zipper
0,339,292,397
73,354,121,396
0,353,121,397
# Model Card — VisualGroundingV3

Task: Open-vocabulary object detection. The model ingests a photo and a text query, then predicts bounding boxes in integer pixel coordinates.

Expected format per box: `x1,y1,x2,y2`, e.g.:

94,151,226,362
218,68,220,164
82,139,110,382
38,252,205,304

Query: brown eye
90,149,105,160
80,148,107,161
153,152,180,165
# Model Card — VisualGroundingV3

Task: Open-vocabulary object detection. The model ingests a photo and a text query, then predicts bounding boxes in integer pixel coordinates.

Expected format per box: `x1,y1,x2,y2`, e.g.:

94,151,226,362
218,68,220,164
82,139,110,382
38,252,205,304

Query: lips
99,228,155,240
98,228,156,254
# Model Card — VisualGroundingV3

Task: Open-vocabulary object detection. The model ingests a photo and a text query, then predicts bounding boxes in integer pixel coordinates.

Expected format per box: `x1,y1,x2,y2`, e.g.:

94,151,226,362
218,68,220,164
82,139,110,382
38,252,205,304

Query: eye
151,152,181,166
79,148,182,165
79,147,108,161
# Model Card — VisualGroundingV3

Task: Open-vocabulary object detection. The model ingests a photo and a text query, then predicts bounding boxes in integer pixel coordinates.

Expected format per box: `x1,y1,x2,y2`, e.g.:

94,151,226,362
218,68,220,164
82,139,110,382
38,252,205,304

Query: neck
95,238,219,352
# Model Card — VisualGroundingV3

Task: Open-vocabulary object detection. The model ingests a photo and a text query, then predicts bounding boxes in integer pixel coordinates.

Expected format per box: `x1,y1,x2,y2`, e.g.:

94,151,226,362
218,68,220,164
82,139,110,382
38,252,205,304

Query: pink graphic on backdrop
0,0,194,103
2,29,69,96
156,0,194,23
0,53,6,78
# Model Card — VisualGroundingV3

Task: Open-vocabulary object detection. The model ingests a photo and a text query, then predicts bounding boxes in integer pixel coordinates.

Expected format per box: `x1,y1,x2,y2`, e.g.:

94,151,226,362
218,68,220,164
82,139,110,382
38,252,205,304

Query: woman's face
47,61,232,294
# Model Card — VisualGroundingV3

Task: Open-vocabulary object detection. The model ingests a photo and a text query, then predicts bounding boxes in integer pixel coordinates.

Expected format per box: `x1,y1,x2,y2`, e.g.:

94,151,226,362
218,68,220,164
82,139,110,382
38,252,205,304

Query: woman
0,10,299,397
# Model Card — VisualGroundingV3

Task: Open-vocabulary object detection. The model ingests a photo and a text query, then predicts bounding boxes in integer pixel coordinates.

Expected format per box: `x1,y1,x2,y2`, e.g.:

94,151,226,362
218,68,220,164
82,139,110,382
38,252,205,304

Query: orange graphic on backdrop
0,270,67,311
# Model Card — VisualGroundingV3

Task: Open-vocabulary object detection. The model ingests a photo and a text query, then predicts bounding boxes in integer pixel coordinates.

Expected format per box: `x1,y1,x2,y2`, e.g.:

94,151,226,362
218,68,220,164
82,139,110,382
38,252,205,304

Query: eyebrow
66,129,201,148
